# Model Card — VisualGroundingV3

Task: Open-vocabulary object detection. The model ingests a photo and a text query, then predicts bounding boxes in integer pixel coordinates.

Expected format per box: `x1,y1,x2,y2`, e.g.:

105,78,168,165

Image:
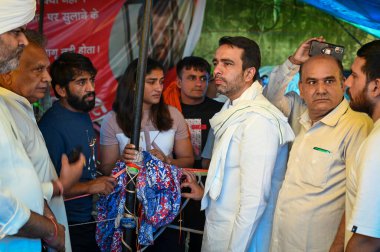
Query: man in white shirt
0,0,65,251
0,30,85,252
267,39,373,252
181,36,294,252
343,40,380,251
0,1,85,251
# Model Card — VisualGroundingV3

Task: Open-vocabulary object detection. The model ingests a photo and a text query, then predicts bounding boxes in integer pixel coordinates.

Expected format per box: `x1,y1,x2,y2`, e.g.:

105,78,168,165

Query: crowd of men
1,0,380,252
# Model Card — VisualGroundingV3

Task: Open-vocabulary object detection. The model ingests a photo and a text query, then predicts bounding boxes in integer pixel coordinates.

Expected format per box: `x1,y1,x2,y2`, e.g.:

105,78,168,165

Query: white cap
0,0,36,35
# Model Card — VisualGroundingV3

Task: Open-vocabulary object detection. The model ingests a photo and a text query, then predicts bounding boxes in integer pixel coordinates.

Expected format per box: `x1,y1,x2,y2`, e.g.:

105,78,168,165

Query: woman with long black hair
99,58,194,174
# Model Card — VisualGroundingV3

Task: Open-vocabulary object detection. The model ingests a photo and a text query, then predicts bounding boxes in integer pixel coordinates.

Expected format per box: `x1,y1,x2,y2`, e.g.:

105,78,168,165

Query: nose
43,70,52,83
344,75,352,89
85,79,95,92
195,77,204,87
315,81,327,94
18,32,28,46
214,63,222,77
155,82,163,92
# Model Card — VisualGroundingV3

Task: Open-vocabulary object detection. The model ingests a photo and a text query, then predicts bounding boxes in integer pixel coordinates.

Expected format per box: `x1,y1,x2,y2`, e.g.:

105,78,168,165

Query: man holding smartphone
266,38,373,252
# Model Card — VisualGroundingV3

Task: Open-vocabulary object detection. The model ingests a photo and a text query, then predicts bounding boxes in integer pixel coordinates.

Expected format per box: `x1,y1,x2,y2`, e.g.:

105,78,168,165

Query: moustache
346,88,352,98
214,76,227,83
15,46,24,57
83,92,96,100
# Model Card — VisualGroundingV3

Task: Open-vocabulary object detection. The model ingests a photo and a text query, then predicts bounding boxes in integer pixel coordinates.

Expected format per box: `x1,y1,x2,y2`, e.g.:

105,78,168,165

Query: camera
309,41,345,61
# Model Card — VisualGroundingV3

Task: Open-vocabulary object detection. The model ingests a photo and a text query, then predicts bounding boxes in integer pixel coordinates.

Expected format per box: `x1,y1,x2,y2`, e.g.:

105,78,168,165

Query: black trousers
68,221,100,252
144,228,203,252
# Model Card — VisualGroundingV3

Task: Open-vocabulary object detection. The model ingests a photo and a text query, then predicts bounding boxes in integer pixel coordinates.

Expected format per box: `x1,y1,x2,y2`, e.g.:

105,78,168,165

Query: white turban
0,0,36,35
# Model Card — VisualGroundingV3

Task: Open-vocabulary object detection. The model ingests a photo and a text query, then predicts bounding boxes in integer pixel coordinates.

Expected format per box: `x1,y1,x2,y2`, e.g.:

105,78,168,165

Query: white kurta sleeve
0,190,31,238
228,116,280,251
41,182,54,202
264,59,299,117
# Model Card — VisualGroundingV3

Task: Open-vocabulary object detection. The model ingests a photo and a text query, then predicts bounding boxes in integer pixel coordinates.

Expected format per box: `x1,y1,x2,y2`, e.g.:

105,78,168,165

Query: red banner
28,0,203,122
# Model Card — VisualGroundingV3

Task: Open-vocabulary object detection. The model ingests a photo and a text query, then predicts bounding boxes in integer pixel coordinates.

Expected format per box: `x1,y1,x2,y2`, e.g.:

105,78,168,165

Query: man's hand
59,153,85,191
42,201,65,251
290,36,325,65
43,218,65,252
88,176,116,195
181,170,204,201
43,200,55,219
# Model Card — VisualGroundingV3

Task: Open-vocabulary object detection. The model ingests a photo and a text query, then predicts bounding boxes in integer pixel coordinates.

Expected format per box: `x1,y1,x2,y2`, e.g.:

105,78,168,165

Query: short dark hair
357,40,380,84
25,29,47,48
50,52,97,98
218,36,261,80
299,55,344,82
137,0,179,30
176,56,211,78
113,58,173,137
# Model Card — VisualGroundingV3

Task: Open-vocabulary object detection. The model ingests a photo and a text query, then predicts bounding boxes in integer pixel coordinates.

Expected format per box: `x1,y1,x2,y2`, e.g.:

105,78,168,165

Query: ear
298,81,304,99
244,67,256,83
0,72,13,87
340,76,346,90
55,84,67,98
371,78,380,98
176,77,182,89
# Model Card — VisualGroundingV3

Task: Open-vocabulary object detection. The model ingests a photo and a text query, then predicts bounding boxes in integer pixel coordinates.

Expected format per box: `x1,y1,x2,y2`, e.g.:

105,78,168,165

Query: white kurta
0,97,44,251
0,87,72,251
201,82,294,252
345,119,380,247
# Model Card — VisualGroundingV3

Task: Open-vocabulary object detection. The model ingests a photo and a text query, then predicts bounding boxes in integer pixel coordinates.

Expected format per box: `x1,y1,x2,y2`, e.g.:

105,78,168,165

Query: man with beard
342,40,380,251
0,30,87,252
266,39,373,252
0,0,74,251
181,36,294,252
39,52,116,252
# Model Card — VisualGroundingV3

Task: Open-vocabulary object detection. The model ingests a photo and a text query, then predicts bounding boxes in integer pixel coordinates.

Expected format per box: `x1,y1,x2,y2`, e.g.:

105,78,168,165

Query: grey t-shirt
100,106,189,156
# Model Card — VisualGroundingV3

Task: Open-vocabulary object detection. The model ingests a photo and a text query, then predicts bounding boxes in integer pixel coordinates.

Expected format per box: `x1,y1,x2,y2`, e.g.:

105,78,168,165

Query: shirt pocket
301,149,334,188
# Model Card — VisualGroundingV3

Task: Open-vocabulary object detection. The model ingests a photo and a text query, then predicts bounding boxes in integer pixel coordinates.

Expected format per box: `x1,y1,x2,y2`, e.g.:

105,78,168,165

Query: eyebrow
188,74,206,77
212,58,234,64
146,77,164,81
33,63,49,68
305,75,336,81
73,77,93,82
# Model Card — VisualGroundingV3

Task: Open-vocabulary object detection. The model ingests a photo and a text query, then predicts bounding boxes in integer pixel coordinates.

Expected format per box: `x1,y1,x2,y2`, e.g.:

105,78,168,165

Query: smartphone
309,40,345,61
68,146,83,164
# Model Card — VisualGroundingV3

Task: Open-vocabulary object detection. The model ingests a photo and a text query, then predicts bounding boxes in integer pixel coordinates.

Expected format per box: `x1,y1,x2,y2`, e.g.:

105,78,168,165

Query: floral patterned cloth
95,151,183,249
137,151,183,245
96,161,128,252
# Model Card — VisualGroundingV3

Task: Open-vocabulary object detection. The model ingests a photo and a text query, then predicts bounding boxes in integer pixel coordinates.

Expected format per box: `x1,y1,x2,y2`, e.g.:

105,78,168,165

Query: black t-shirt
181,97,223,168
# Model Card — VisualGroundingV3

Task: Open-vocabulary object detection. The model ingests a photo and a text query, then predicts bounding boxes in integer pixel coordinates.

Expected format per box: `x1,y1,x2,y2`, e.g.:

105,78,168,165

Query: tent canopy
302,0,380,38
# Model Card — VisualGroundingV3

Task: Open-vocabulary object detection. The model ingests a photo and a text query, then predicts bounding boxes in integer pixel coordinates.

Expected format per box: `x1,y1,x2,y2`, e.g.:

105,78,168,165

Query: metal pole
123,0,152,251
38,0,45,34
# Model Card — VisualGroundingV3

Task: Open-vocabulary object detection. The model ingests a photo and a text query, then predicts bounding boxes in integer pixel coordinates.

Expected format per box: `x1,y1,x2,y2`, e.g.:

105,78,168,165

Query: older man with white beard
0,1,83,251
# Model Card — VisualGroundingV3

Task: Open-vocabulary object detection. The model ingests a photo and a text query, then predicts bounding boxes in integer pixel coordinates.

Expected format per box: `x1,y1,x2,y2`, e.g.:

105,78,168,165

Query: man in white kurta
266,39,373,252
0,86,73,251
0,2,82,250
182,36,294,252
344,40,380,251
0,0,46,251
0,37,77,251
0,96,45,251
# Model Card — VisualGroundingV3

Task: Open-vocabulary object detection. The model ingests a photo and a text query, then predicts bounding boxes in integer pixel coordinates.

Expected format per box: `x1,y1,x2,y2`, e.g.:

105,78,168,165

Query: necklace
86,129,97,179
